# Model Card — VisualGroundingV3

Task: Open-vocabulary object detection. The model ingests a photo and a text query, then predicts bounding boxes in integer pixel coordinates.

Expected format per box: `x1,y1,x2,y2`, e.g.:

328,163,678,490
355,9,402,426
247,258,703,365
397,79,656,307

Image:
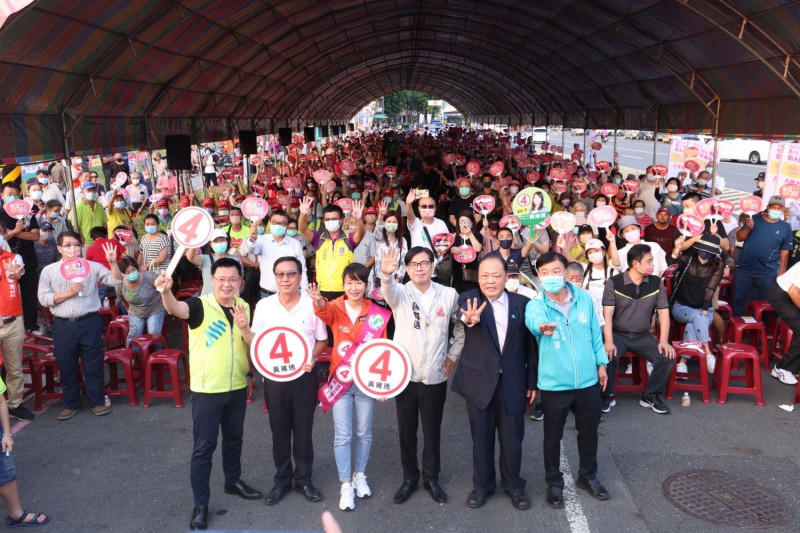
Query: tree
383,91,431,121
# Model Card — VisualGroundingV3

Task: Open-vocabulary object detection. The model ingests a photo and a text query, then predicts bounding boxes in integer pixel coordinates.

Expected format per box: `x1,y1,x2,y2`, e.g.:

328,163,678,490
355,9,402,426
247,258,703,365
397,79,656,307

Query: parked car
716,139,771,164
530,127,548,144
636,131,654,141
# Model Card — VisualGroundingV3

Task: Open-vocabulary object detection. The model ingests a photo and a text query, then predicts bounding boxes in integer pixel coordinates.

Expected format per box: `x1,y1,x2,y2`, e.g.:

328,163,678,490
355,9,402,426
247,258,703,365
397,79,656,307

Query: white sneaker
646,362,653,376
610,399,616,407
352,471,371,499
706,354,716,375
339,483,355,511
676,362,688,380
625,364,633,374
771,366,798,385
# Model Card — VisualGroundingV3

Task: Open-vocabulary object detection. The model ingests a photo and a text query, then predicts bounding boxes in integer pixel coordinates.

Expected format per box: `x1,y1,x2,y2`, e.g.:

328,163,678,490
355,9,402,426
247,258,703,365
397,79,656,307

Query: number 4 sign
251,326,311,382
157,206,215,290
352,339,412,399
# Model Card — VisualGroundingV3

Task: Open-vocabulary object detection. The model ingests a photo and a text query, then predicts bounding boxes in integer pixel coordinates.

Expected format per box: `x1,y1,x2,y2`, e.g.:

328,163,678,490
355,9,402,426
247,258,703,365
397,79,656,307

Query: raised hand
299,196,314,215
306,282,324,305
249,223,259,240
539,322,557,336
102,242,118,264
352,199,364,221
154,271,172,293
232,301,250,330
381,247,400,276
460,298,487,325
406,188,417,206
377,200,388,216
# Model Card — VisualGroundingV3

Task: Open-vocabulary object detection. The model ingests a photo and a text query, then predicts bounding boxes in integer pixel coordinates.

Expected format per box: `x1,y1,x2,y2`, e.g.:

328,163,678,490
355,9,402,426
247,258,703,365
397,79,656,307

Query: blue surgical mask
499,239,513,249
287,229,298,237
382,196,392,203
697,179,708,186
351,193,361,200
114,201,126,209
145,225,158,234
768,209,783,220
31,191,43,201
697,250,713,260
270,224,286,237
5,195,18,201
257,226,265,235
540,275,565,294
459,187,471,196
211,242,228,254
124,270,140,282
38,177,49,185
613,178,622,185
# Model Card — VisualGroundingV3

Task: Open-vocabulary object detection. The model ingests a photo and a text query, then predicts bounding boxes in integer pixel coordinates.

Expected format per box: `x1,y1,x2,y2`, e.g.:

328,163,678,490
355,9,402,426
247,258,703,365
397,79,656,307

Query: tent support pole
710,98,721,198
652,104,659,167
61,112,80,237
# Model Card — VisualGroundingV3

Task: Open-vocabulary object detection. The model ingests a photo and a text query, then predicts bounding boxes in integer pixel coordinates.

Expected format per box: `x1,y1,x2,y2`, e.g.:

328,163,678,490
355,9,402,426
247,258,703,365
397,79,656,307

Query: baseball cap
81,181,98,190
657,206,670,215
755,172,765,180
618,215,640,231
584,238,605,252
365,206,377,215
157,198,170,207
211,228,228,241
767,195,785,208
507,263,520,276
577,224,593,234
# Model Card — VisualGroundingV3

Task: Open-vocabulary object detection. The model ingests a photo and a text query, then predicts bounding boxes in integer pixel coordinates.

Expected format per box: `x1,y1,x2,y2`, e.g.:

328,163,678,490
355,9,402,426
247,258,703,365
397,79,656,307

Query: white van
531,127,548,144
716,139,771,164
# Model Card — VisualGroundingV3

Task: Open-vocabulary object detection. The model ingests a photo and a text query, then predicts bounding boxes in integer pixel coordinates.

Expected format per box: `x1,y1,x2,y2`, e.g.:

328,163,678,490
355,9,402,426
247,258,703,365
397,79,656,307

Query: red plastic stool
105,318,130,350
771,320,794,365
665,340,711,403
104,348,140,406
98,306,119,329
725,317,769,371
713,343,764,406
747,300,776,343
23,343,64,412
129,334,168,368
614,352,649,394
670,322,686,343
143,349,189,408
715,300,732,322
718,277,733,303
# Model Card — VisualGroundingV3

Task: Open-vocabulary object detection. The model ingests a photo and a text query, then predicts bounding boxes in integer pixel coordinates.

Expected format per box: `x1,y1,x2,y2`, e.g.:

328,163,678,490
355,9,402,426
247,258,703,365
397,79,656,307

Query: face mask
38,177,48,185
255,226,265,235
667,184,678,192
85,193,97,201
325,220,341,233
132,179,140,185
0,235,4,247
768,209,783,220
112,183,121,190
31,191,43,201
384,222,398,233
158,208,169,217
382,196,392,203
211,242,228,254
482,182,492,189
588,251,604,264
505,279,520,292
614,178,622,185
509,186,519,194
49,211,61,219
575,212,586,220
392,194,399,201
640,265,655,276
697,179,708,186
287,229,298,237
145,225,158,234
634,207,644,215
459,187,470,196
697,250,713,260
114,201,126,209
351,193,361,200
219,210,229,217
540,275,565,294
646,175,656,182
596,201,606,207
561,199,571,207
572,227,579,235
270,224,286,237
124,270,140,282
205,208,214,215
499,239,512,250
5,195,18,202
116,158,123,162
623,230,640,243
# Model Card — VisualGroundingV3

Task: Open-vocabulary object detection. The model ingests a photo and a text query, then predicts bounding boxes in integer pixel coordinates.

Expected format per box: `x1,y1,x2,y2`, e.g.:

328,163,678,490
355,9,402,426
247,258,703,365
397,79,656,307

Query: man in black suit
446,255,538,510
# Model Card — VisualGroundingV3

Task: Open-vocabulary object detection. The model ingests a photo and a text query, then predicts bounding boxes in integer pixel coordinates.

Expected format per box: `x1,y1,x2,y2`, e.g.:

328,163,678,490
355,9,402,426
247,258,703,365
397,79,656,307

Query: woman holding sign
308,264,388,511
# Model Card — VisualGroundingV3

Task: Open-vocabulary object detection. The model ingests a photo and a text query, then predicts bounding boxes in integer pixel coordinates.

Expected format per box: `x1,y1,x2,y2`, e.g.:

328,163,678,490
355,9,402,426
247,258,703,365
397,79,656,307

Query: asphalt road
10,328,800,533
544,132,764,195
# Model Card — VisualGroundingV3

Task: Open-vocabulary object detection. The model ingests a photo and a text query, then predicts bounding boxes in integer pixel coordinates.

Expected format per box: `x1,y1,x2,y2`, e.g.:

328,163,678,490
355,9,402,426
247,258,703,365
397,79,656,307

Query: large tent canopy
0,0,799,163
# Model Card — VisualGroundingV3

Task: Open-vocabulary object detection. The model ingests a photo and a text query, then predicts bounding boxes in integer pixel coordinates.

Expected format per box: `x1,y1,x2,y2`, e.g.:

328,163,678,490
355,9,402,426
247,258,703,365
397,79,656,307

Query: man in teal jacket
524,252,609,510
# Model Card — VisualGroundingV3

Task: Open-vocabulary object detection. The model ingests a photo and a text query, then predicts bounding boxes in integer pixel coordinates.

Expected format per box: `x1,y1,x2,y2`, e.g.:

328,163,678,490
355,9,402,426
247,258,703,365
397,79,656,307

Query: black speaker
304,127,316,142
239,130,257,155
340,125,347,135
348,123,355,132
330,125,339,136
319,125,329,138
165,134,192,170
278,128,292,146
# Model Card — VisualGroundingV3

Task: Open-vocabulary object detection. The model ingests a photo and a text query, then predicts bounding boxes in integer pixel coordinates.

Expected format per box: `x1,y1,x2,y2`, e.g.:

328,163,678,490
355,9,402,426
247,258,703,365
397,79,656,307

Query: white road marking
561,443,591,533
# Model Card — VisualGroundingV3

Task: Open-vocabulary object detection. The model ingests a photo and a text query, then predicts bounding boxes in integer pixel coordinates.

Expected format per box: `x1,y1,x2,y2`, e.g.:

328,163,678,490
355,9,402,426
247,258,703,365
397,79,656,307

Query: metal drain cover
662,469,792,528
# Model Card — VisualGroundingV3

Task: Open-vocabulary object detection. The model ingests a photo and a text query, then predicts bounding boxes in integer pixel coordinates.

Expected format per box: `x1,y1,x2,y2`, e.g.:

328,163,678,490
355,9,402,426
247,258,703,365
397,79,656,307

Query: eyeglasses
212,277,240,285
419,205,436,209
60,243,81,248
274,271,299,279
407,261,431,270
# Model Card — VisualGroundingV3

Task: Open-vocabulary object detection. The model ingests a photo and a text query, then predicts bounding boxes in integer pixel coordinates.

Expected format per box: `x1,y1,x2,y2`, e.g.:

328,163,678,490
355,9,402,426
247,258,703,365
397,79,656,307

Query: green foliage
382,91,432,120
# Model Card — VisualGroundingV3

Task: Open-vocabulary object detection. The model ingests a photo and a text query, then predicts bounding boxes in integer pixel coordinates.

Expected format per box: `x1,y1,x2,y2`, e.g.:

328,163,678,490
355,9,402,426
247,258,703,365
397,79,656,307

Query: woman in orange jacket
308,263,387,512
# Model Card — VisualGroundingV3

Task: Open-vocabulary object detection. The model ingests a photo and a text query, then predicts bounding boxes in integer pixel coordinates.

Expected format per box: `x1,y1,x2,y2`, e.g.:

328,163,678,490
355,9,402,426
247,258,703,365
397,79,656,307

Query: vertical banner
667,138,719,178
763,143,800,201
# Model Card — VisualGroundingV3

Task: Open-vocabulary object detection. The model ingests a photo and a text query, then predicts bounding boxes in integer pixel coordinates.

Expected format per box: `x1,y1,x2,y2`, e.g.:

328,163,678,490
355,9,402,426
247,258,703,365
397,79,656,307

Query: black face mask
499,239,513,249
482,182,492,189
697,250,713,260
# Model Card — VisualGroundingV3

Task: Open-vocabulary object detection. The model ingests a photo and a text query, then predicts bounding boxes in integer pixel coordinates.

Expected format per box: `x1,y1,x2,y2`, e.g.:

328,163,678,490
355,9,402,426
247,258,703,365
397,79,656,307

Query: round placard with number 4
171,206,215,248
251,326,311,382
352,339,412,399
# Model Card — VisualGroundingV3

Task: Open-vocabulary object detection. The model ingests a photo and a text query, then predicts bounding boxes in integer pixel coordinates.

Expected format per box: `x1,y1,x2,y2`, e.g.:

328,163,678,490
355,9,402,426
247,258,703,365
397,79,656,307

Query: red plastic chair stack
665,340,711,403
771,320,794,365
23,343,64,412
105,317,130,350
725,317,769,371
104,348,140,406
129,334,168,375
614,352,649,394
747,300,776,345
97,306,119,330
717,277,733,303
143,349,189,408
713,343,764,406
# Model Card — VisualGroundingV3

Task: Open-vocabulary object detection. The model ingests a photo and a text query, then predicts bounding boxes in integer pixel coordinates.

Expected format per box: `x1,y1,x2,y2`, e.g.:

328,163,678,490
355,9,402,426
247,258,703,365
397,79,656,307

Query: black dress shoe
224,480,263,500
393,479,418,504
190,505,208,530
546,486,564,509
575,477,610,500
505,490,531,510
423,480,447,503
467,489,493,508
294,482,323,502
264,485,290,506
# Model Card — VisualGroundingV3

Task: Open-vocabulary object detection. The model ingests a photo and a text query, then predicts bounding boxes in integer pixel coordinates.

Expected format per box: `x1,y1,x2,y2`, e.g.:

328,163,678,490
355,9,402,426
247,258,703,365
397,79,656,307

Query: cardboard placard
676,213,705,237
600,183,619,196
472,195,496,215
489,161,505,177
739,195,763,216
588,205,618,228
550,211,577,234
512,187,551,227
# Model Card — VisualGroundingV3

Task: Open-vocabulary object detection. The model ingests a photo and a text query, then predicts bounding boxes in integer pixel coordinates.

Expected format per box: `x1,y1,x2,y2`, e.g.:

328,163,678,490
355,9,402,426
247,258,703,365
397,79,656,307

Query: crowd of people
0,126,797,530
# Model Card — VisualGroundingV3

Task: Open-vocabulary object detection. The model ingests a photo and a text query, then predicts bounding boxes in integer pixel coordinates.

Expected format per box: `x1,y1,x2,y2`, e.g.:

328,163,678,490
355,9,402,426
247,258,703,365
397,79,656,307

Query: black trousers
19,267,39,331
204,172,218,187
769,283,800,373
603,332,673,401
465,376,525,493
190,388,248,506
541,385,601,489
395,380,447,483
263,371,318,488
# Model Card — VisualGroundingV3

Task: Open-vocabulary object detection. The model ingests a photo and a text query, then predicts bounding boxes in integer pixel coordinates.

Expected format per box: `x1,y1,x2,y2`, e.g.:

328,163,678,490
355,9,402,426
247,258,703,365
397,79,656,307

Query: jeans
331,385,376,482
671,302,713,343
732,266,776,317
126,310,166,346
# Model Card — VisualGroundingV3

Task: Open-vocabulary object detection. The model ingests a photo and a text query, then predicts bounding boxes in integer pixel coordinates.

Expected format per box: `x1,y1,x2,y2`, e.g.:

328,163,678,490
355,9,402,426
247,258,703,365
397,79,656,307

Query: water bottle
682,392,690,407
103,297,109,308
104,394,111,408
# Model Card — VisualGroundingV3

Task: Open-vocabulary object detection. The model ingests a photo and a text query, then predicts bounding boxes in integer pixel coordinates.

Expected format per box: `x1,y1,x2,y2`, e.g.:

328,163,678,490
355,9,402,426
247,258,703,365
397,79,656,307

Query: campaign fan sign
667,138,719,178
695,198,735,221
550,211,576,234
500,214,521,232
676,214,705,237
472,195,495,215
512,187,551,227
453,246,477,264
588,205,617,228
739,195,763,216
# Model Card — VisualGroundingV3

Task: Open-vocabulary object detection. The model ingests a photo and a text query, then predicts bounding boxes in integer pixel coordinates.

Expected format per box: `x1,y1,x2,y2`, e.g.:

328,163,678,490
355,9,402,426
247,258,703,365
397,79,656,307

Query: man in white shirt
241,209,307,298
768,262,800,384
615,216,667,275
251,256,327,505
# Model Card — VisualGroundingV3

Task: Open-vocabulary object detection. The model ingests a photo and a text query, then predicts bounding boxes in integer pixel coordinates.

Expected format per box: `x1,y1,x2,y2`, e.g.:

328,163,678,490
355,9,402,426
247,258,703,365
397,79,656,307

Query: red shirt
86,237,126,269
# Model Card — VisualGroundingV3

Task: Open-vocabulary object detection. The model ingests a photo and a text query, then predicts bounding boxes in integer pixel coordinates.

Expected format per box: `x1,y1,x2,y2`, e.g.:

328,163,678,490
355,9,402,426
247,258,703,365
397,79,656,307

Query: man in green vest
156,258,262,531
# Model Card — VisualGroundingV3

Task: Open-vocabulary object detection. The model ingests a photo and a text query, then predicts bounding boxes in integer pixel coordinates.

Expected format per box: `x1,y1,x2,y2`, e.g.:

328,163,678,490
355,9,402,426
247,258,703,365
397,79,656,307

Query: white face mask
324,220,341,233
505,278,519,292
587,251,604,264
666,184,678,192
